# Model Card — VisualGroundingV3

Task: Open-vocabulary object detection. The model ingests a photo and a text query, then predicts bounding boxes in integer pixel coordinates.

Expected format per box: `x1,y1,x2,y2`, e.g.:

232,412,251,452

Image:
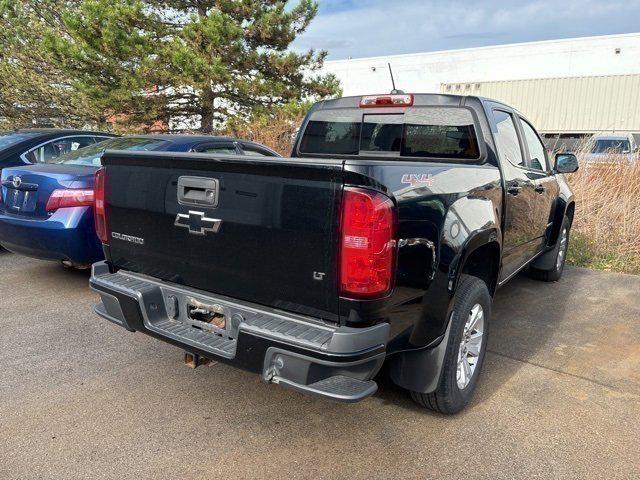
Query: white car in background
582,134,638,164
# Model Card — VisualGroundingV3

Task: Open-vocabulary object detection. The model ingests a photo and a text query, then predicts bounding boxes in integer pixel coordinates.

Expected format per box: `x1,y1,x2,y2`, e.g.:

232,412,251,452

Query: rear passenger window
25,136,95,163
493,110,524,167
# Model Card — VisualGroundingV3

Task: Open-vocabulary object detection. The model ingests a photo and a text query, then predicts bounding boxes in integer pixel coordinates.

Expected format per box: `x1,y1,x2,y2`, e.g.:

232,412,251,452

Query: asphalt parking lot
1,251,638,479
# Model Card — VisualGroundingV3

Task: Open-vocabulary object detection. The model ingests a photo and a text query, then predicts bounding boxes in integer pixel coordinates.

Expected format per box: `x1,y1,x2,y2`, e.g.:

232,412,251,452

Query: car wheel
410,274,491,414
529,216,570,282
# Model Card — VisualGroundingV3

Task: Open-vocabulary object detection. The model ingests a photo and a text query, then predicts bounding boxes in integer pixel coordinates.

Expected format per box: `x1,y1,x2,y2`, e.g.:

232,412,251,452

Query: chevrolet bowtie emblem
174,211,222,235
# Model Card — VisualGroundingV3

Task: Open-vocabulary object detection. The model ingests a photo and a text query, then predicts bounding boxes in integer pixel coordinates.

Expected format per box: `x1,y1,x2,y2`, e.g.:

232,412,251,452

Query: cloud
443,32,507,40
293,0,640,59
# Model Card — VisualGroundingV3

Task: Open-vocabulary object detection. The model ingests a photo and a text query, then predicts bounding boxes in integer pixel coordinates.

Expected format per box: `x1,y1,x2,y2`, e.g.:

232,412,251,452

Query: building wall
322,33,640,97
442,74,640,133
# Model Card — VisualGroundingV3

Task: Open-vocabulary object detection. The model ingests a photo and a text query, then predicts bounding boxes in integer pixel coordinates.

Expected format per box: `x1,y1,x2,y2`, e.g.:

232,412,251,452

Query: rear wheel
529,216,570,282
410,274,491,414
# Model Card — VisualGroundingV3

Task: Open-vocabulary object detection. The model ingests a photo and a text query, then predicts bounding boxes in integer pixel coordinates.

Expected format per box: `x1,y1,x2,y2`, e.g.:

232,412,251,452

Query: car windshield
592,139,631,154
55,137,170,166
0,132,41,150
299,107,480,160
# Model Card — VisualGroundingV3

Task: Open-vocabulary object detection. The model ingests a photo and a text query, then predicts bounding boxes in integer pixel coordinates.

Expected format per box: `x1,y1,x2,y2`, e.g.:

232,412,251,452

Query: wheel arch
565,201,575,227
547,198,575,247
450,229,502,297
388,273,492,397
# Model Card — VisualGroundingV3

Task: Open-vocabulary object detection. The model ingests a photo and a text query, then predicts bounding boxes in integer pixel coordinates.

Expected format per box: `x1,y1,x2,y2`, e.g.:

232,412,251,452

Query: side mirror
555,153,579,174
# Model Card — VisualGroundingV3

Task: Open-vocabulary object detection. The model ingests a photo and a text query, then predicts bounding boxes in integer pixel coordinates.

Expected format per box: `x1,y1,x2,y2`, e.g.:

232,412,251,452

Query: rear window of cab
299,106,480,160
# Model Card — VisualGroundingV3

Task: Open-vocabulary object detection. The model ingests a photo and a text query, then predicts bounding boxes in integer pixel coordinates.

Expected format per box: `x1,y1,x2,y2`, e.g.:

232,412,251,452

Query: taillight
340,187,396,299
360,94,414,108
46,189,94,212
94,167,107,243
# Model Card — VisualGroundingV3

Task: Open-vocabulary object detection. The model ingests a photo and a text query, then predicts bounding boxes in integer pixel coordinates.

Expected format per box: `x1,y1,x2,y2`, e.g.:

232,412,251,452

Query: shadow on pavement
377,265,640,411
5,247,639,412
373,267,593,411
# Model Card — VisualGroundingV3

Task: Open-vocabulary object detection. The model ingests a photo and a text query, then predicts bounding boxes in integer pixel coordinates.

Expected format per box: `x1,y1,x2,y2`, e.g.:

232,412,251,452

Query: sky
293,0,640,60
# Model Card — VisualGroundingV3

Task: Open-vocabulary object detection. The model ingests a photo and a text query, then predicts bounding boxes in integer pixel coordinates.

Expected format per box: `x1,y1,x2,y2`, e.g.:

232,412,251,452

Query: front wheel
410,274,491,414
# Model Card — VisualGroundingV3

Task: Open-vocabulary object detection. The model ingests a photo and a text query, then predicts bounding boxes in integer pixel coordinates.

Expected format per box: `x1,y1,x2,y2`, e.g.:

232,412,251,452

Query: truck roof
310,93,534,131
312,93,523,116
312,93,502,109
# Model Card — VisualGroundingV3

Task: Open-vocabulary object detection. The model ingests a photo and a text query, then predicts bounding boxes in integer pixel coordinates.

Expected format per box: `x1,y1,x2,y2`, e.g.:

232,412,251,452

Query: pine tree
0,0,95,129
44,0,339,132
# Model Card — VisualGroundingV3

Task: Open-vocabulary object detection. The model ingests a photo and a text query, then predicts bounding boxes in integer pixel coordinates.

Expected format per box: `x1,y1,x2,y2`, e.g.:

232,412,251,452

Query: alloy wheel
456,303,484,390
557,228,568,270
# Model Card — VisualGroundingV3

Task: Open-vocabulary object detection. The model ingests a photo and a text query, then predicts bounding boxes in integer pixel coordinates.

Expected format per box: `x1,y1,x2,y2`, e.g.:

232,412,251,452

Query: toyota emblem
12,176,21,188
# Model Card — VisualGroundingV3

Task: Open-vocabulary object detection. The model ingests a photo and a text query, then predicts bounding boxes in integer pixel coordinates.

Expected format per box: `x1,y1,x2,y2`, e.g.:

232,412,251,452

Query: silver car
582,133,638,164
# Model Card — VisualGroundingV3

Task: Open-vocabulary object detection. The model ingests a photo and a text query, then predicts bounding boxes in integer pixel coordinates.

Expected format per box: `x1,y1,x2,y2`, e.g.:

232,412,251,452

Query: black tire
529,216,570,282
410,274,491,414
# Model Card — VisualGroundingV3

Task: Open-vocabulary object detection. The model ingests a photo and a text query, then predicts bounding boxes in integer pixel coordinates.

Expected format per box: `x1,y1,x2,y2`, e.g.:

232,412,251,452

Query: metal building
441,74,640,134
322,33,640,140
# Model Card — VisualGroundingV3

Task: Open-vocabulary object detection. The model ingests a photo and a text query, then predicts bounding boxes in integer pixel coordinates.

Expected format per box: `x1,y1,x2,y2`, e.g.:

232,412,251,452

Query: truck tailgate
101,151,344,321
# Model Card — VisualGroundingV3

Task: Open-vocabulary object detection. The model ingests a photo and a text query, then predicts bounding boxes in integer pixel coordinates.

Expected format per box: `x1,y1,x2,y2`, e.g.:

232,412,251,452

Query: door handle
177,176,219,207
507,183,522,195
534,184,545,194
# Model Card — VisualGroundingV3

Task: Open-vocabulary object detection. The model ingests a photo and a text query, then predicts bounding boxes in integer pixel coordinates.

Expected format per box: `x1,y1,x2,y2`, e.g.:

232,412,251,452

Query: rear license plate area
185,299,226,332
164,293,228,336
158,290,238,342
5,188,37,213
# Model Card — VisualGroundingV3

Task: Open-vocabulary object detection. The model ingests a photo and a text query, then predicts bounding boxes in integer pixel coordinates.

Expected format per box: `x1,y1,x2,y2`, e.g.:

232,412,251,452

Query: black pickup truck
89,93,578,413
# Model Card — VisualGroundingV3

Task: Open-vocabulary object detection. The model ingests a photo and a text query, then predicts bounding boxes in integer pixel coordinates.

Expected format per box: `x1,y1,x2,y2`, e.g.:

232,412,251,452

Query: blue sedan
0,135,279,268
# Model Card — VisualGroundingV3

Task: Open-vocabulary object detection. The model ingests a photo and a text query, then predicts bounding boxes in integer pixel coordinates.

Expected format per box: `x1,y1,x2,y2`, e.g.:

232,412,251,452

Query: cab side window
493,110,525,167
520,119,548,171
